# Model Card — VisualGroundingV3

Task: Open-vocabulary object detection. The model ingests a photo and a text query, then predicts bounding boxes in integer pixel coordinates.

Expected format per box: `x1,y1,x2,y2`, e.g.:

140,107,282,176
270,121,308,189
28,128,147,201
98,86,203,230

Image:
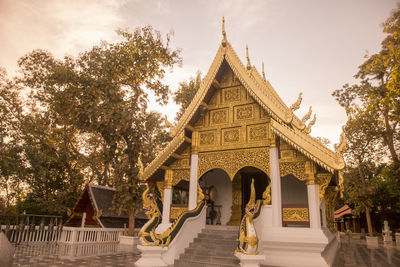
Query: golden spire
246,45,251,70
222,16,227,46
262,61,266,81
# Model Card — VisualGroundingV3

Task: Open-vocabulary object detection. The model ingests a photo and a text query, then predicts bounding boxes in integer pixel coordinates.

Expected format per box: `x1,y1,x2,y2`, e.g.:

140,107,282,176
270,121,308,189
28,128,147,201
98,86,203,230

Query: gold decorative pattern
248,124,268,141
210,109,228,124
198,147,270,180
199,131,216,146
262,184,271,205
172,168,190,186
279,161,307,181
316,173,332,205
282,208,309,222
324,186,338,233
227,173,242,225
170,206,188,221
235,104,254,120
223,87,240,102
222,128,240,143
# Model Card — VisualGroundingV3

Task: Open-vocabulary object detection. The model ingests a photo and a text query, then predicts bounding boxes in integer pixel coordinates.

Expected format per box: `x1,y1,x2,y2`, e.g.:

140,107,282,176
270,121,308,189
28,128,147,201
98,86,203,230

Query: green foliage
173,71,201,120
0,26,180,226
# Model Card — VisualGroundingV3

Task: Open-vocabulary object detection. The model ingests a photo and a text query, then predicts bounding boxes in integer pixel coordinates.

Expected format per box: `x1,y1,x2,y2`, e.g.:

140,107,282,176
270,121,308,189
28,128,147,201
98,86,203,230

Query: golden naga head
142,183,159,218
245,179,257,217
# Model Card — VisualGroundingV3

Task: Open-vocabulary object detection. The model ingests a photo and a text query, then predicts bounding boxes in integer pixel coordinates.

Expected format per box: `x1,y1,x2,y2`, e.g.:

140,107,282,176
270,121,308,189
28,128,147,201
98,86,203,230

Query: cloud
0,0,127,74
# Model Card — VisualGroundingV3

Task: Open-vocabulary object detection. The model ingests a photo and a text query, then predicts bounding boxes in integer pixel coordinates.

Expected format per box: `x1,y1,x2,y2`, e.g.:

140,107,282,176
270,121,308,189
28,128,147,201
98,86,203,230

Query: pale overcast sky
0,0,398,145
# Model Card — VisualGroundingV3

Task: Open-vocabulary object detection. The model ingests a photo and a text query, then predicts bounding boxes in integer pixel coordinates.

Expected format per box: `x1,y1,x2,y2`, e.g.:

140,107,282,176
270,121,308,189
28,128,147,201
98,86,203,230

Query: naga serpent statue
236,179,262,254
138,183,206,247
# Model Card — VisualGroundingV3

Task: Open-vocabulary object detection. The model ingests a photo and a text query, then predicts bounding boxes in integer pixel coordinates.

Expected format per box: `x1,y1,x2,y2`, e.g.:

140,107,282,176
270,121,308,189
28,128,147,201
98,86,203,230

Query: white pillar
81,212,86,228
321,198,327,228
156,169,173,234
307,184,321,229
161,188,172,225
270,146,282,227
188,153,199,210
188,131,199,211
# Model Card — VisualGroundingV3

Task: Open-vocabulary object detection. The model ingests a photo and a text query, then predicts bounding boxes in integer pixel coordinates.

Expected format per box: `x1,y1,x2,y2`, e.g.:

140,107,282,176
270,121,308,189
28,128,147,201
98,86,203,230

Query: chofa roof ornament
290,92,303,111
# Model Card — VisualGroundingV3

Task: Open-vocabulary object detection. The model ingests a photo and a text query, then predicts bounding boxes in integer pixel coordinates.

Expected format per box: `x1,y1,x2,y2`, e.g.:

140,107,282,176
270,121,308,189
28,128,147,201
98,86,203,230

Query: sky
0,0,398,146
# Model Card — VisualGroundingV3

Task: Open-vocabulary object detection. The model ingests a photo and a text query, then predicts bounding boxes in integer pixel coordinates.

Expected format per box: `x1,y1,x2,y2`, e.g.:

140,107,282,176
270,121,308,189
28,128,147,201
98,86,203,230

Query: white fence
59,227,125,244
1,225,62,243
1,225,126,244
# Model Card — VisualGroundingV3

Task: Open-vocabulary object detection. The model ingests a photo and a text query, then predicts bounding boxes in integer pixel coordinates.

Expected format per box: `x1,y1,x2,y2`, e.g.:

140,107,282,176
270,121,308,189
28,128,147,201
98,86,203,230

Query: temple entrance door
199,169,232,225
227,167,269,225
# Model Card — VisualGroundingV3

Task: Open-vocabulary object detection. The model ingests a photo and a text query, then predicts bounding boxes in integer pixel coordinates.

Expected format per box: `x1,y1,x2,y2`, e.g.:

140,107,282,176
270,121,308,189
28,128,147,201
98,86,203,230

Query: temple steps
174,225,240,267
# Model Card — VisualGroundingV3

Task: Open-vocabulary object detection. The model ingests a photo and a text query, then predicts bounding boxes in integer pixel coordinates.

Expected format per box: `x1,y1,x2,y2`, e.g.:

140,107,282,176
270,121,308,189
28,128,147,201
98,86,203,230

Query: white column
162,188,173,225
81,212,86,228
320,198,327,228
155,169,173,234
188,153,199,210
307,183,321,229
270,146,282,227
188,131,199,211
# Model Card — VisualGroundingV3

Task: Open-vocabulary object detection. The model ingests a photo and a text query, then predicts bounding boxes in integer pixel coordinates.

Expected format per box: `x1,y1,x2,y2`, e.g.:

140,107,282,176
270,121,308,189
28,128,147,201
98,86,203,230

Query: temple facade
139,21,345,266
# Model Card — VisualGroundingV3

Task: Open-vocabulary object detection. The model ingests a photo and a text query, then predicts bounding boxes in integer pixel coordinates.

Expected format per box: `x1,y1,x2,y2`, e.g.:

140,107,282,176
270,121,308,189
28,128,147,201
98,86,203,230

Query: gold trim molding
198,147,270,180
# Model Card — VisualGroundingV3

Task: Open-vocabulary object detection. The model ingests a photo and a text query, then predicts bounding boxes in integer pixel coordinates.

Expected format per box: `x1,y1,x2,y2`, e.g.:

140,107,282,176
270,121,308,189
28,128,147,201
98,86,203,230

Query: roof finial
246,45,251,70
262,61,266,81
222,16,227,46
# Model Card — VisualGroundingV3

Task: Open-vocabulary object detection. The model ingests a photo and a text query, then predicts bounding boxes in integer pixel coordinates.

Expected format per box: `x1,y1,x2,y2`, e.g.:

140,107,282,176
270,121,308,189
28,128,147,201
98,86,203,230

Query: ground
10,237,400,267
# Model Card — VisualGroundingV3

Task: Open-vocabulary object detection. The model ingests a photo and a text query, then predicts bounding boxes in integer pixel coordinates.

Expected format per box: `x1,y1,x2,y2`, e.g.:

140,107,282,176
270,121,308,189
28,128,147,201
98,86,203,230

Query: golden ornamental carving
223,87,240,102
324,186,338,233
235,104,254,120
262,184,271,205
211,109,228,124
227,173,242,226
200,131,215,146
170,206,188,221
223,128,240,143
172,168,190,186
279,161,307,181
249,125,268,141
282,208,309,222
316,173,332,205
164,169,173,189
290,92,302,111
198,148,270,180
156,181,164,200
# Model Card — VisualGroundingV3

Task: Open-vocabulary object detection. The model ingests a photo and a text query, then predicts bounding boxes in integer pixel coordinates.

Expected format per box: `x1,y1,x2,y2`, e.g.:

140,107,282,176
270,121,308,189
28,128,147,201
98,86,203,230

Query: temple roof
142,32,345,181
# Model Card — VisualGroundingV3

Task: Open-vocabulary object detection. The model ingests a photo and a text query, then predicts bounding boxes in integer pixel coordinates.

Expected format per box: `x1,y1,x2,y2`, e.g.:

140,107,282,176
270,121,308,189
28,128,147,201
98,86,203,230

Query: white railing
1,225,126,244
58,227,126,244
0,225,62,243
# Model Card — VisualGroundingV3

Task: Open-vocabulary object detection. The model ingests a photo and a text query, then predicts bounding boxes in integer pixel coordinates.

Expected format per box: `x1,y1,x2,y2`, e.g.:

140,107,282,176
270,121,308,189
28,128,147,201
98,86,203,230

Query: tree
0,68,25,213
173,71,201,120
333,4,400,233
17,27,180,235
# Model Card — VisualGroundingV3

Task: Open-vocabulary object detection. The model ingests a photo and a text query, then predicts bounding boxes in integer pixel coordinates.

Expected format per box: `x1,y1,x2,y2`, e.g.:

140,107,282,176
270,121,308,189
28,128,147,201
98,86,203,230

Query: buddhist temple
138,18,346,267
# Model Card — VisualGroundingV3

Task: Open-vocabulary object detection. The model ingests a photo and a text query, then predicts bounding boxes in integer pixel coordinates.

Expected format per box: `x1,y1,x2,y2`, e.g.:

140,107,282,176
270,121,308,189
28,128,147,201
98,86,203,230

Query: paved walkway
333,238,400,267
9,238,400,266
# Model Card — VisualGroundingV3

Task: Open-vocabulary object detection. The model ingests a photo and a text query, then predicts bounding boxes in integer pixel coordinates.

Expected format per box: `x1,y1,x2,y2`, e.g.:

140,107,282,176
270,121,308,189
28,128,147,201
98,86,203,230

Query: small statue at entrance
236,179,261,254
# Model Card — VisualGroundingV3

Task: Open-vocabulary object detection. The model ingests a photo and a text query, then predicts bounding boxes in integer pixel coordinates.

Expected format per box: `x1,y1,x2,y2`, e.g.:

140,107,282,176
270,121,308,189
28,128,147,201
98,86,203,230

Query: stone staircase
174,225,240,267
